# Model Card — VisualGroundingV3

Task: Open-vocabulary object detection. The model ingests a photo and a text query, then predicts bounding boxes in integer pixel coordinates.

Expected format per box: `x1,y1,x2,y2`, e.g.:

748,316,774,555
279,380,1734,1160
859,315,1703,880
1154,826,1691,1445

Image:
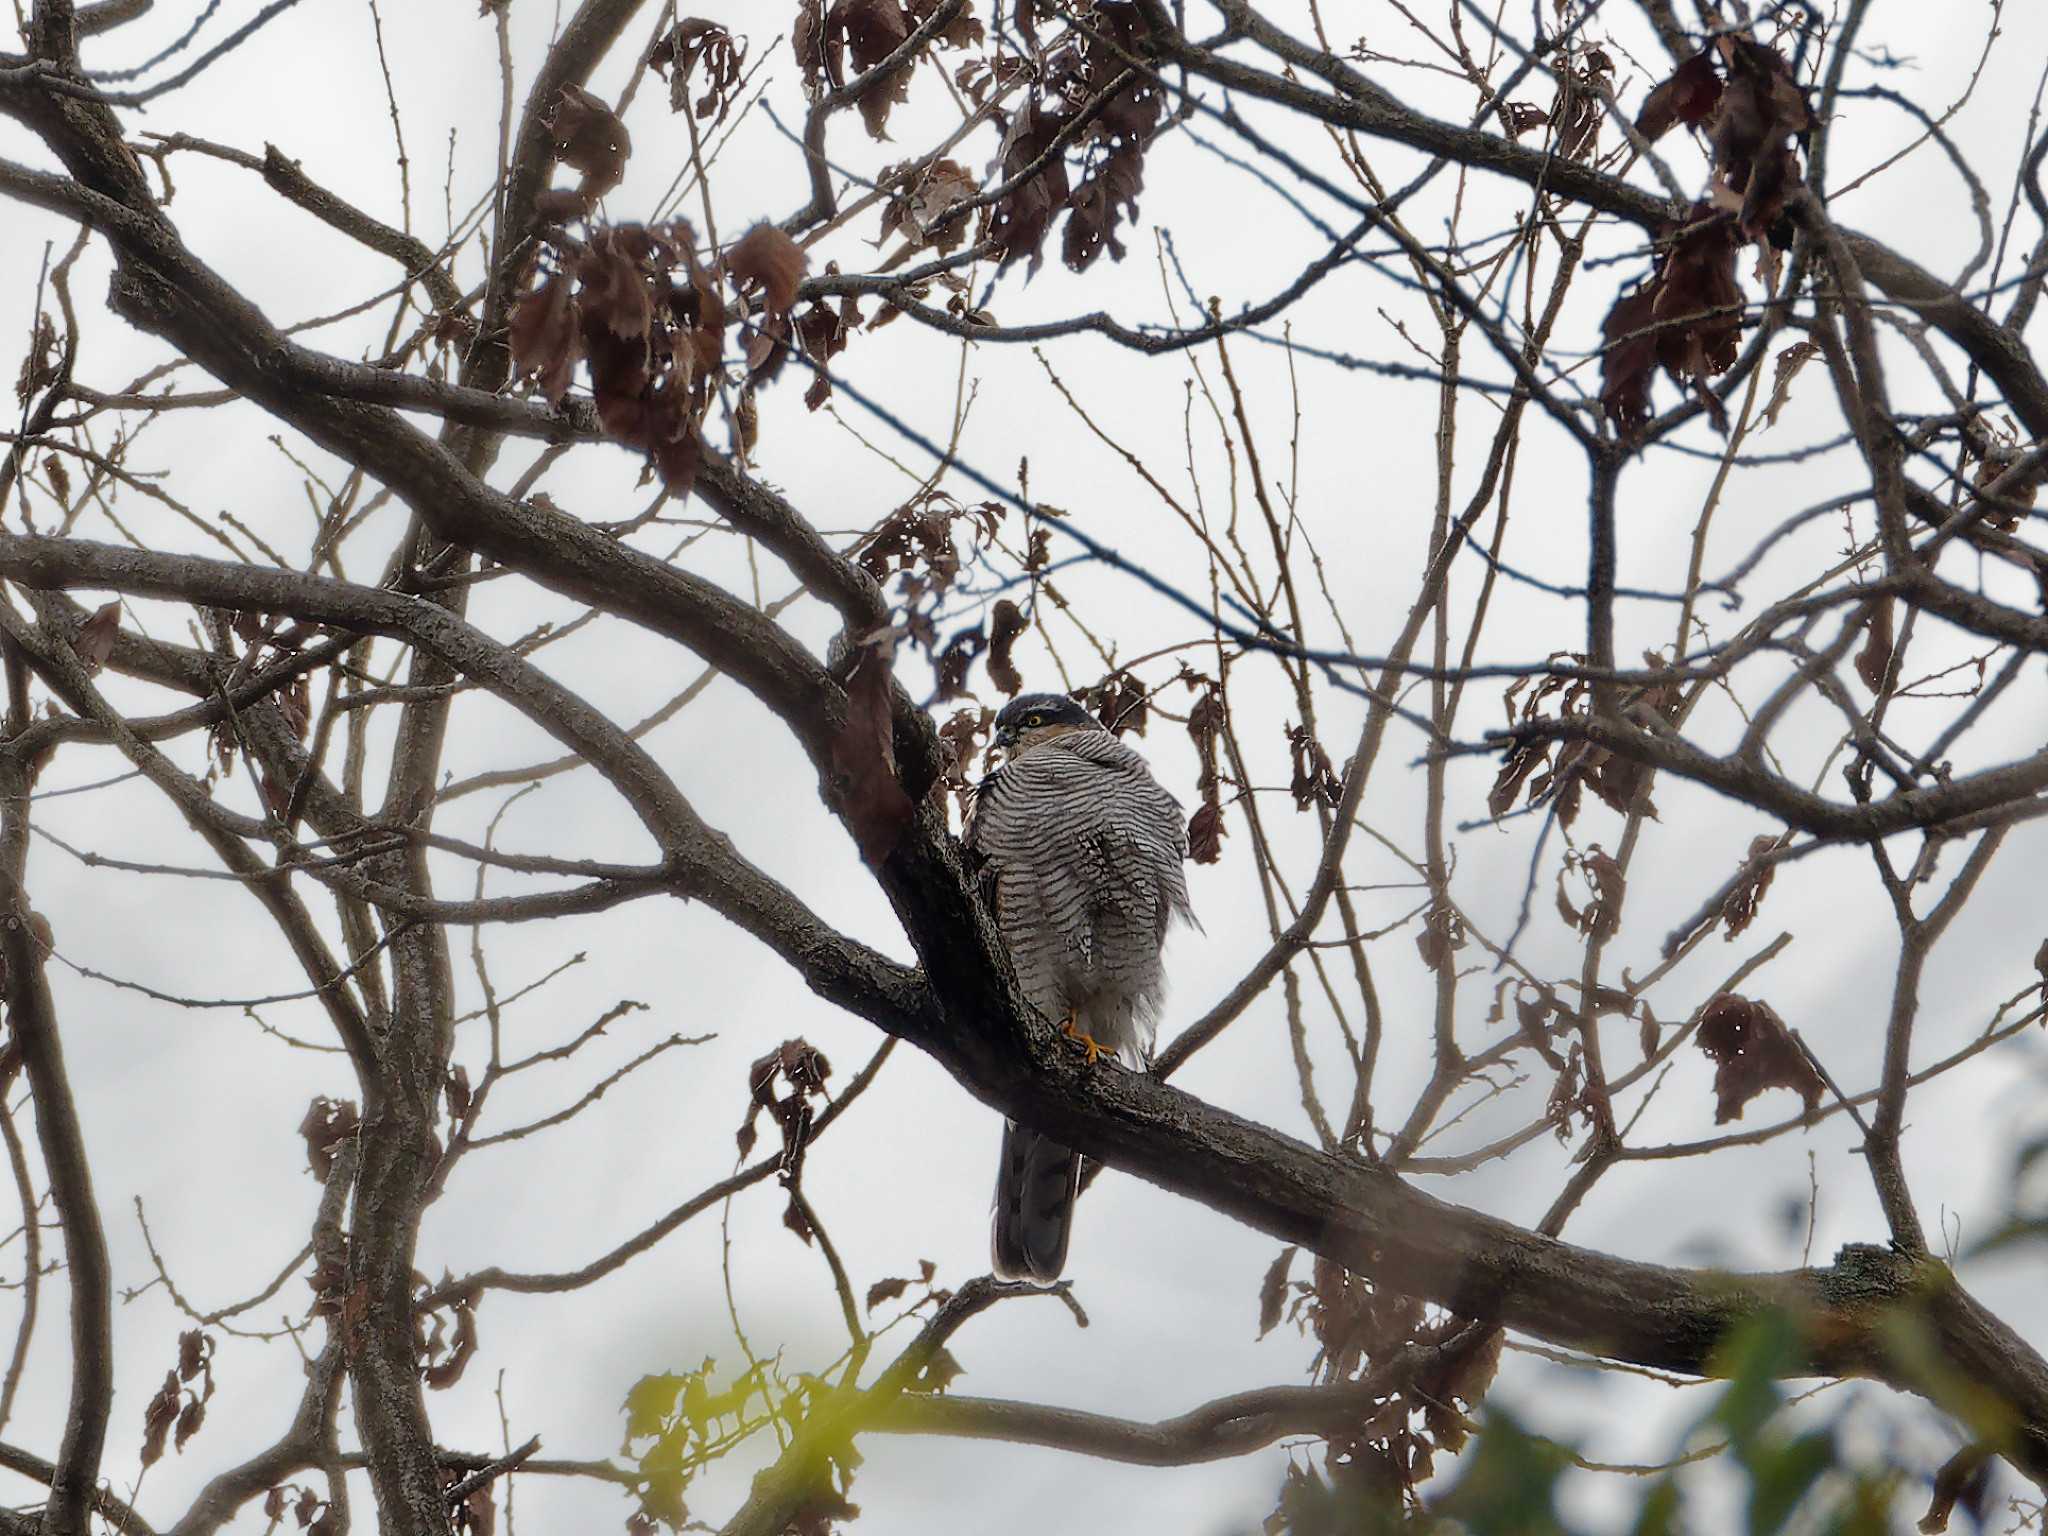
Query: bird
964,690,1194,1281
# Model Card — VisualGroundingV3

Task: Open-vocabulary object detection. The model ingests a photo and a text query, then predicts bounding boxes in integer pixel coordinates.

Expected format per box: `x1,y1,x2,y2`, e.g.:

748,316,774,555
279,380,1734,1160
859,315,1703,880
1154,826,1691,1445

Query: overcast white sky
3,0,2048,1532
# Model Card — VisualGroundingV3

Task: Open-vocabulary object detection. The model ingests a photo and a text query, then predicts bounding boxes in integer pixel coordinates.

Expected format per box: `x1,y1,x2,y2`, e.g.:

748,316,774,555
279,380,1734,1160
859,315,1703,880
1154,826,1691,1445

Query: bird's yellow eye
1022,712,1045,727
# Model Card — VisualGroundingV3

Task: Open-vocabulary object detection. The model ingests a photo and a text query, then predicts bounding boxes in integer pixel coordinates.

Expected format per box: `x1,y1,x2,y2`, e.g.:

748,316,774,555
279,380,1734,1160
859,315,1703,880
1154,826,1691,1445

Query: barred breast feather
965,728,1193,1281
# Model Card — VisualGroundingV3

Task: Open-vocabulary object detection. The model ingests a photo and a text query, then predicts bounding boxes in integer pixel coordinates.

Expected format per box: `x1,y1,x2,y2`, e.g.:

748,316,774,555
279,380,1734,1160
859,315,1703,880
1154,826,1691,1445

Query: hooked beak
993,723,1018,752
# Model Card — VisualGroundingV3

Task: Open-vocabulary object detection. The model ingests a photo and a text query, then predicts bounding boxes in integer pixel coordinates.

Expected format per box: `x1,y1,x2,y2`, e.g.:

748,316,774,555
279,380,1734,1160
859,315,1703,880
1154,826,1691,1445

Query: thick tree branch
0,733,111,1536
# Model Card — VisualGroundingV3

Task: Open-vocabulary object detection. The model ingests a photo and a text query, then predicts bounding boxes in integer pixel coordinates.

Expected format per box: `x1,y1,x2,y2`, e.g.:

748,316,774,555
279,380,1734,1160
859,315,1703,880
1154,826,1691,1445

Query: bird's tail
991,1119,1080,1282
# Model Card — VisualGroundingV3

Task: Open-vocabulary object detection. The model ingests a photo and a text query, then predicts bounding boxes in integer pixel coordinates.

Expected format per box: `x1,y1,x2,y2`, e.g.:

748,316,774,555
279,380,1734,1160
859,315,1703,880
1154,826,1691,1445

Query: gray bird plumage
966,692,1193,1281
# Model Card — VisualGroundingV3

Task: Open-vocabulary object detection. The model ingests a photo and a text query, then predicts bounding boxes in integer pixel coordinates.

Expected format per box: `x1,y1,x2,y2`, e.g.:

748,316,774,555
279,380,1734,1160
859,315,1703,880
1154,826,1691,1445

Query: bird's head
991,692,1104,757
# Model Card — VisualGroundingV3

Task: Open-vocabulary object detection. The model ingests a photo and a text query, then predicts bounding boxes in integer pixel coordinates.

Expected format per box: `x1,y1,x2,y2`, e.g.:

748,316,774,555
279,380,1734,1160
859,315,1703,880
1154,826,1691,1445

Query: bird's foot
1059,1012,1109,1065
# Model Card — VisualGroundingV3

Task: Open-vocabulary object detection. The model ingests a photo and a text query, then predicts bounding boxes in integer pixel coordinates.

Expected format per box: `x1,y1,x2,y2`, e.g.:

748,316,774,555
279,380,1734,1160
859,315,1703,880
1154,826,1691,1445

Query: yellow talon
1059,1012,1108,1065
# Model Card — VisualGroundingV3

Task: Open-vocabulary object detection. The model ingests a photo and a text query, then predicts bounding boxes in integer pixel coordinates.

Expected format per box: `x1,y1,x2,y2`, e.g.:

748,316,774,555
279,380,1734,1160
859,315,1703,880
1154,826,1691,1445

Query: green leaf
1705,1310,1801,1451
1746,1429,1834,1536
1437,1407,1572,1535
621,1373,686,1444
1630,1477,1681,1536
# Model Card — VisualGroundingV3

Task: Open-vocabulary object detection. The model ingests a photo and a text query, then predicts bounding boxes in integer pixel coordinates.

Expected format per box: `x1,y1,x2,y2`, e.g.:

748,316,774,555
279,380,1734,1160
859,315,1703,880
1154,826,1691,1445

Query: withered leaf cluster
509,220,727,496
1260,1248,1498,1506
1555,845,1624,942
990,2,1161,273
985,597,1027,696
516,85,839,484
205,609,315,813
72,599,121,672
540,85,632,223
1695,992,1822,1124
140,1328,216,1467
879,157,978,255
1185,677,1227,865
930,628,986,705
934,704,991,821
415,1278,479,1391
445,1463,497,1536
1604,38,1813,431
652,19,746,125
1287,722,1343,811
1415,899,1467,975
298,1095,360,1182
1718,833,1784,941
1962,414,2045,528
738,1037,839,1243
1545,1041,1605,1142
12,311,57,404
262,1485,337,1536
908,1344,964,1393
1601,203,1744,433
1489,656,1676,826
1081,670,1149,736
795,0,985,139
857,491,1001,615
1488,980,1567,1071
1854,593,1896,695
729,224,850,409
864,1256,940,1312
1548,44,1613,162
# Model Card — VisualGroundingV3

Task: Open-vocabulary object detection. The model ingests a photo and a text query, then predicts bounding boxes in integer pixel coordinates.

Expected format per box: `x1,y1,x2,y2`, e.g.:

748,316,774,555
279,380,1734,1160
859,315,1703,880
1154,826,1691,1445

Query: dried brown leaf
1188,798,1226,864
1416,900,1467,973
1488,739,1551,819
1287,723,1342,810
988,99,1071,274
508,272,581,405
174,1395,206,1452
1257,1245,1297,1339
177,1328,211,1384
827,0,913,138
886,158,978,254
782,1191,815,1244
1919,1445,1994,1534
1761,339,1819,429
1854,595,1895,695
986,598,1026,696
1721,834,1781,940
1695,993,1822,1123
545,84,632,198
1094,671,1149,736
1706,38,1812,240
911,1345,964,1393
1558,848,1624,940
140,1369,180,1467
1600,286,1659,431
13,312,57,405
1636,49,1721,142
298,1097,359,1181
422,1297,477,1389
727,224,808,320
1417,1327,1502,1454
74,600,122,671
655,18,746,123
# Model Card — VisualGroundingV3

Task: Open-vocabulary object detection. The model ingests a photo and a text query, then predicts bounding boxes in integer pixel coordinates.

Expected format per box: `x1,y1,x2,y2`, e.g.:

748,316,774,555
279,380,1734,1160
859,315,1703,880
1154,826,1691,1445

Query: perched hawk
965,691,1194,1281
